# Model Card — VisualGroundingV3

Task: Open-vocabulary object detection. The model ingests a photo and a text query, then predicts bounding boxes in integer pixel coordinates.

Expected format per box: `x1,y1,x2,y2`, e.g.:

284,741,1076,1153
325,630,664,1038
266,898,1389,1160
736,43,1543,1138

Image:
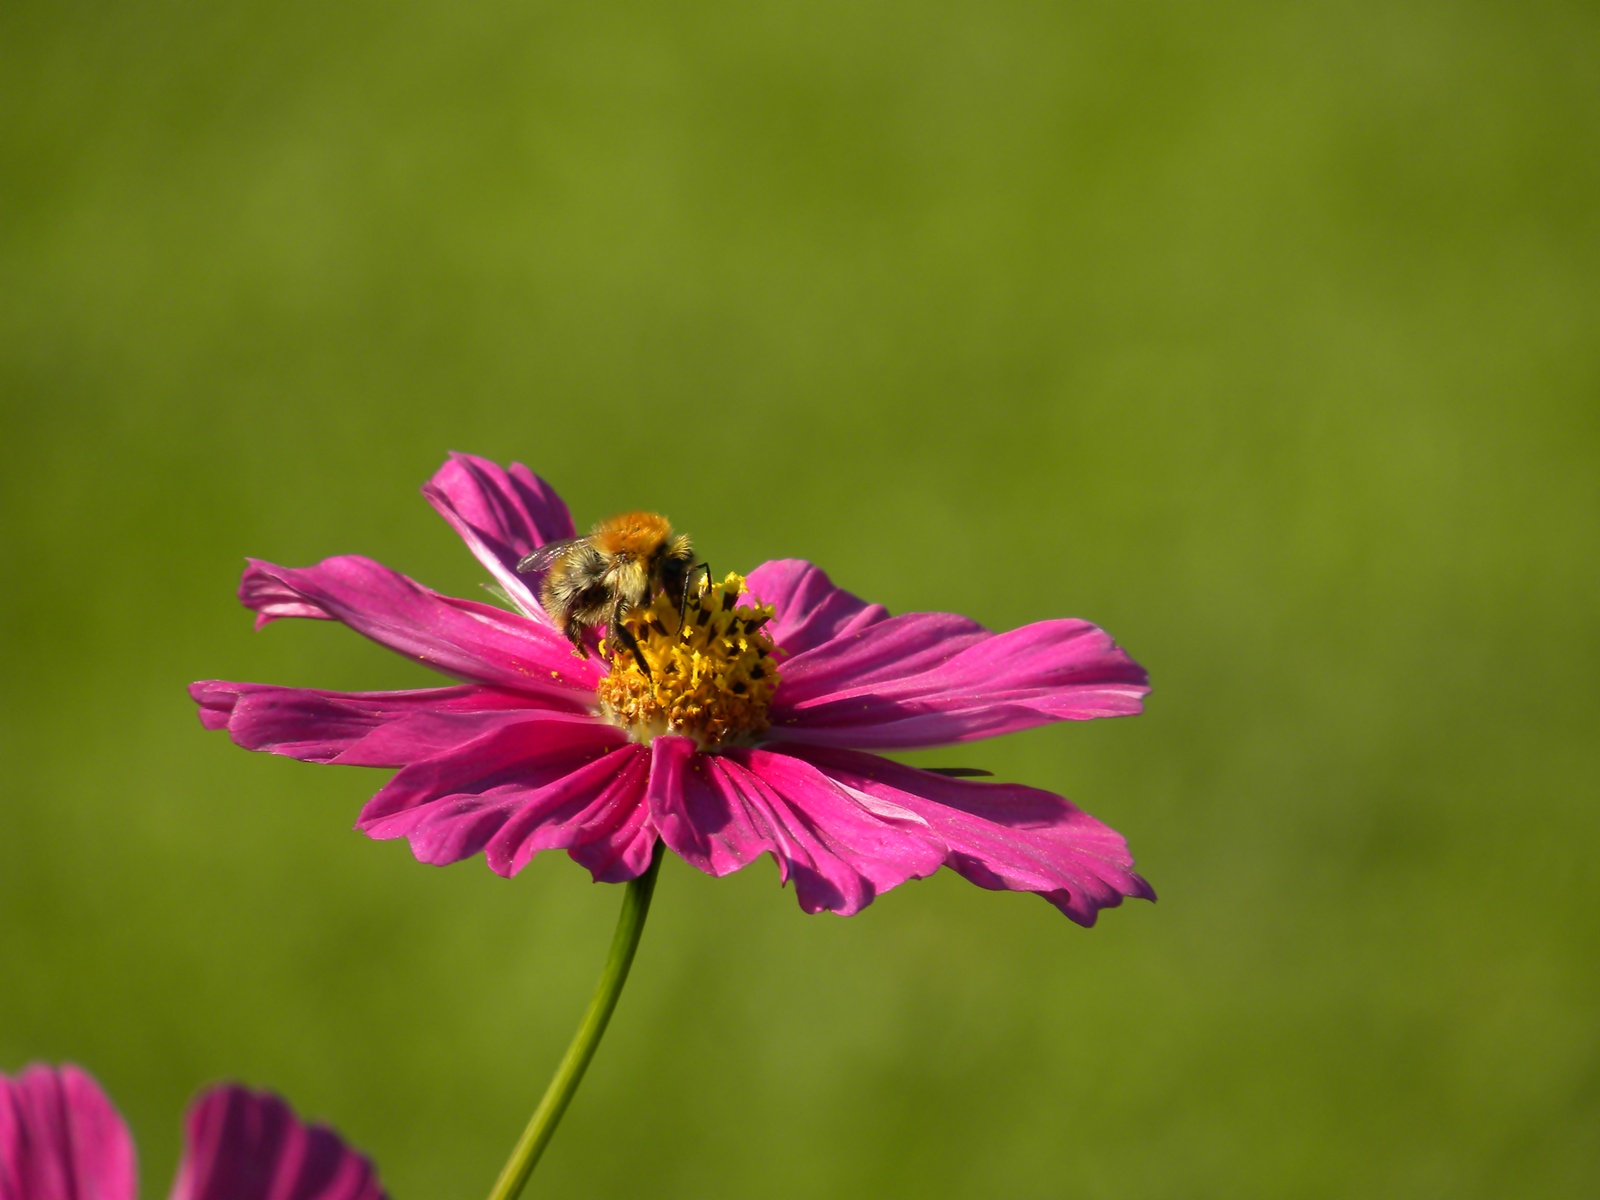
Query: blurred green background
3,1,1597,1196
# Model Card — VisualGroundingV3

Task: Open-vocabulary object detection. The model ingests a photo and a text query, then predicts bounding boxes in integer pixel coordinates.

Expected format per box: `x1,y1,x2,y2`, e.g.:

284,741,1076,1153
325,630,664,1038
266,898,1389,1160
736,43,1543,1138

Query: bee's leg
679,562,711,638
610,606,652,682
565,622,590,660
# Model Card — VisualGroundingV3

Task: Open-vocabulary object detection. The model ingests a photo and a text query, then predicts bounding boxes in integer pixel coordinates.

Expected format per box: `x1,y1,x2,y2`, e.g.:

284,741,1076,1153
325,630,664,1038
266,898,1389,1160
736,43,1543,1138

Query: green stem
486,842,663,1200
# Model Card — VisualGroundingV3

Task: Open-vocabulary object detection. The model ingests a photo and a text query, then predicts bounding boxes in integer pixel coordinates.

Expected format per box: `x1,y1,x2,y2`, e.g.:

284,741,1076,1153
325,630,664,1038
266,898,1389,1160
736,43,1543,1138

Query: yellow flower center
595,572,779,750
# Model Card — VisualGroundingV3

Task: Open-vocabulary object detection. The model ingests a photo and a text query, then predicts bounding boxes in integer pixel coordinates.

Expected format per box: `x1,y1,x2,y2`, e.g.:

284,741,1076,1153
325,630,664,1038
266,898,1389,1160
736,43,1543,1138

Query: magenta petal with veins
0,1064,136,1200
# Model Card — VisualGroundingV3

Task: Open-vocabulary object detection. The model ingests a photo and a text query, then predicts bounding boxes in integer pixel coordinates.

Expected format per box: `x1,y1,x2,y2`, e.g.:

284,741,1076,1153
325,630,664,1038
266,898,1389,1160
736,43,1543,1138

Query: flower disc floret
595,572,778,749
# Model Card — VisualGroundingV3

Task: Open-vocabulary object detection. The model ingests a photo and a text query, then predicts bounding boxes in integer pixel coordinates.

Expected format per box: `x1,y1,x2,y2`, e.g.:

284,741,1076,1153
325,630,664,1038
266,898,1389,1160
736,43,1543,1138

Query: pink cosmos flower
191,454,1153,923
0,1063,384,1200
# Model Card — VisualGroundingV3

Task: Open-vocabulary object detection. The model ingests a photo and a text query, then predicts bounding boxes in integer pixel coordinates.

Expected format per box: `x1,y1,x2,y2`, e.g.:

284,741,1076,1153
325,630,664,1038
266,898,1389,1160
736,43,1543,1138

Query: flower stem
486,842,663,1200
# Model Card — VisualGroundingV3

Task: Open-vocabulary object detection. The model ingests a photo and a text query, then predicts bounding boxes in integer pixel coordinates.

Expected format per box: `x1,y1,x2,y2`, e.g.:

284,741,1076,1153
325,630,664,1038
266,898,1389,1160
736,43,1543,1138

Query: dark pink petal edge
420,453,576,621
172,1085,385,1200
0,1064,136,1200
648,737,948,916
748,560,1147,750
786,745,1153,925
189,681,561,767
647,738,1151,922
354,712,658,883
238,555,603,700
744,559,891,658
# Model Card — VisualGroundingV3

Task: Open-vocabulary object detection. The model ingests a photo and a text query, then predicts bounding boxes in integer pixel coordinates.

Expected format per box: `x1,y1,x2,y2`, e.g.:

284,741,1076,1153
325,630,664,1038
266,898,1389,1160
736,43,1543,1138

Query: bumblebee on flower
514,509,698,676
192,453,1153,922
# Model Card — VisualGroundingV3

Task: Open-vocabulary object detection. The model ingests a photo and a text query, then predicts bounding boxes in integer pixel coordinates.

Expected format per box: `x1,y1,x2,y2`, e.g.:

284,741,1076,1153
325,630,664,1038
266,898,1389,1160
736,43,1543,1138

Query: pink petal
788,746,1154,925
644,737,777,878
768,613,1149,750
188,682,572,767
0,1065,136,1200
171,1086,384,1200
743,559,890,658
238,556,602,700
487,742,656,882
355,714,658,881
771,611,993,707
703,746,948,915
420,453,576,620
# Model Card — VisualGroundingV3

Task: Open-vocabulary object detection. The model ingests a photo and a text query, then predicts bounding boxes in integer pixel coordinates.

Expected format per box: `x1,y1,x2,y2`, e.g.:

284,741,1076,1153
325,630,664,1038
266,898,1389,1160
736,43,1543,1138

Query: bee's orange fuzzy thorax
593,511,674,557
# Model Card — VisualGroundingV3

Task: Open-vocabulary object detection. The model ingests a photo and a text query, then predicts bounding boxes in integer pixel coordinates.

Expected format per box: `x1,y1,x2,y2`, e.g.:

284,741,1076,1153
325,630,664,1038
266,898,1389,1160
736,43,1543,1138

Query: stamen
594,573,780,750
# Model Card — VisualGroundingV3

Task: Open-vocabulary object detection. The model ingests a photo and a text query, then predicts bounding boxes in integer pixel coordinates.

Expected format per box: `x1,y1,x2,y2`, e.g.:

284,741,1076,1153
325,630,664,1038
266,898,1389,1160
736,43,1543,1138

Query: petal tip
189,681,238,730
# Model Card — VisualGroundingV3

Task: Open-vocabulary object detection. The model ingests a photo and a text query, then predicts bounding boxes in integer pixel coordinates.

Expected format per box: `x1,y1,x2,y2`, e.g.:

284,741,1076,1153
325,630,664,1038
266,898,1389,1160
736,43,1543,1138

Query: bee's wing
516,538,583,575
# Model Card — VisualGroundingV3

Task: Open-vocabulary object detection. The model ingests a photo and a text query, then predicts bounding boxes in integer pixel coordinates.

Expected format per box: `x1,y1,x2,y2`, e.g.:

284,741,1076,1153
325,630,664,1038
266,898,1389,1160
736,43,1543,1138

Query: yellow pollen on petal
595,572,779,750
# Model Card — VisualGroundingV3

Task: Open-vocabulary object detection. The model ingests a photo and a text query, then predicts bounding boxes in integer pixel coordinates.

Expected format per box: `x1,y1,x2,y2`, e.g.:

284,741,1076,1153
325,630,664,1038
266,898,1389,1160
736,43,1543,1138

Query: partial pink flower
192,453,1154,923
0,1064,384,1200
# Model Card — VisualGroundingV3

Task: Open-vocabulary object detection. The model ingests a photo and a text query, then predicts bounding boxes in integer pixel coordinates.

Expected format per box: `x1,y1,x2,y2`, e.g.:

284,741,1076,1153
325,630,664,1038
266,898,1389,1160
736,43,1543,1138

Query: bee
516,512,702,677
